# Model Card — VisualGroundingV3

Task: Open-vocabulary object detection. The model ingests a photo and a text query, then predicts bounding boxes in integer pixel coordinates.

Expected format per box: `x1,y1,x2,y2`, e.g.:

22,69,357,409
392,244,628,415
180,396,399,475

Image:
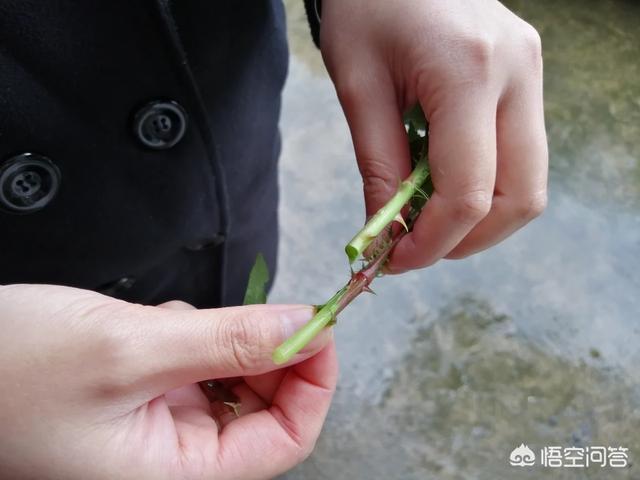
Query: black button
133,100,187,150
0,153,61,214
185,233,226,251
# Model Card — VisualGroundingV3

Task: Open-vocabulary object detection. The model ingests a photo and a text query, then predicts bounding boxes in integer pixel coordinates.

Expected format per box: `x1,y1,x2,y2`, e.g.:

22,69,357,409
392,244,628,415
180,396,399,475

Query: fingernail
280,307,315,339
301,327,333,353
280,307,333,354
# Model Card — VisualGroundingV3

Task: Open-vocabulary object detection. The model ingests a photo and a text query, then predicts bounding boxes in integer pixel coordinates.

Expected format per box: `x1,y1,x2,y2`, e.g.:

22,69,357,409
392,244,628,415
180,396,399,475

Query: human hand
0,284,336,480
321,0,548,272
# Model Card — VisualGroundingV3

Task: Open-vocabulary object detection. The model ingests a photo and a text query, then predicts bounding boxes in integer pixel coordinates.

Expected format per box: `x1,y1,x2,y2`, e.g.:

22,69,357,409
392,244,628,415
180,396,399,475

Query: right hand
0,284,336,480
321,0,548,272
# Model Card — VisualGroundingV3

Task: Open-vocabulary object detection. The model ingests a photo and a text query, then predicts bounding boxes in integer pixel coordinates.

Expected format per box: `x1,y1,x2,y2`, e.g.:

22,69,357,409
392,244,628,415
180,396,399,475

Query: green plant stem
273,108,429,365
345,157,430,263
272,288,345,365
272,232,406,365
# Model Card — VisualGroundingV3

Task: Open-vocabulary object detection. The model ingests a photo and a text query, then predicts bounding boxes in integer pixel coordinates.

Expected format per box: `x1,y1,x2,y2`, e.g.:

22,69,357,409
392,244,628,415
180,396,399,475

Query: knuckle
216,314,267,372
463,34,496,79
451,190,493,223
358,158,398,208
297,440,316,463
285,426,316,463
520,23,543,69
161,300,185,308
515,190,547,221
158,299,193,311
333,71,365,107
522,23,542,55
282,439,312,468
362,171,394,204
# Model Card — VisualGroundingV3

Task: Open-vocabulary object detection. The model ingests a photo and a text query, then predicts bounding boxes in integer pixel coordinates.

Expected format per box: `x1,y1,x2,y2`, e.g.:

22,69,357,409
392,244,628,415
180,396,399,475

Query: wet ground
272,1,640,478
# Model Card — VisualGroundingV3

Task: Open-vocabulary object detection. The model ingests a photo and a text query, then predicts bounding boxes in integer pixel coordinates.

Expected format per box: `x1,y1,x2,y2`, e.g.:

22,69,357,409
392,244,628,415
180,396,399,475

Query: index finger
389,87,498,272
214,341,337,480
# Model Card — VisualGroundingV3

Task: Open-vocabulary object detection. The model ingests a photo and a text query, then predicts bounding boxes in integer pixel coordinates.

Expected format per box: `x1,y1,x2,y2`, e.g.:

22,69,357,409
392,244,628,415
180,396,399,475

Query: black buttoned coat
0,0,293,307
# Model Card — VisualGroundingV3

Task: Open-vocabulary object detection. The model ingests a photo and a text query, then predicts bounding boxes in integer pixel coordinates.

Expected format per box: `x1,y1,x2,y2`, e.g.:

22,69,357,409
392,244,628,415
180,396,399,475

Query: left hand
320,0,548,272
0,284,336,480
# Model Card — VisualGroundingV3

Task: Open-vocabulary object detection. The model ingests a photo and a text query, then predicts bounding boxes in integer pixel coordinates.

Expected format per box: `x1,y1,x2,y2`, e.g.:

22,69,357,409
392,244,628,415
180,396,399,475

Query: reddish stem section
334,231,407,314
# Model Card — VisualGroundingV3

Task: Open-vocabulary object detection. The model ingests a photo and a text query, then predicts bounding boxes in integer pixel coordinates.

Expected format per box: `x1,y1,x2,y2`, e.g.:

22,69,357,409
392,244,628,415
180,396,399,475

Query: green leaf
242,253,270,305
402,104,433,218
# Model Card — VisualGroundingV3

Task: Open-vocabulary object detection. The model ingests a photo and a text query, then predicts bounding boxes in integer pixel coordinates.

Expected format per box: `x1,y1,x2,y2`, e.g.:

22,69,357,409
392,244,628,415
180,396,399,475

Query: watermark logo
509,444,536,467
510,445,629,469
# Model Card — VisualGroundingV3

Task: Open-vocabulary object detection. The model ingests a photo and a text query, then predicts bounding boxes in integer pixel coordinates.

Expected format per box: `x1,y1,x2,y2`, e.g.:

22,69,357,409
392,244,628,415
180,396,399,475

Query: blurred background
271,1,640,478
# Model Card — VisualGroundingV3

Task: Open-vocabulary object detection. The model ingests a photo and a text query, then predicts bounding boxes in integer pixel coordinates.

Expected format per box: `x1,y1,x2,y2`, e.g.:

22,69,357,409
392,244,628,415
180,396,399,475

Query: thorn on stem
393,213,409,232
224,402,241,417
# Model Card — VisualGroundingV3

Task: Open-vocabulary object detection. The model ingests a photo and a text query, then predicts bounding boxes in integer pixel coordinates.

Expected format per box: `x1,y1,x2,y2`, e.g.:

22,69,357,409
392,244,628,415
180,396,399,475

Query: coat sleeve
303,0,321,48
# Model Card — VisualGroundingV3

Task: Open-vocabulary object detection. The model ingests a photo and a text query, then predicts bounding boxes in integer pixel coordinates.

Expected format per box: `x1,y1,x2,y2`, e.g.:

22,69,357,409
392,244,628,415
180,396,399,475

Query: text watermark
510,444,629,468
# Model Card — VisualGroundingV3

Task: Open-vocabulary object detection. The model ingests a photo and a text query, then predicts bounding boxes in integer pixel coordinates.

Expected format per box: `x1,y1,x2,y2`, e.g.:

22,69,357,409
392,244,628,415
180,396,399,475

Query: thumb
118,303,330,398
335,65,411,218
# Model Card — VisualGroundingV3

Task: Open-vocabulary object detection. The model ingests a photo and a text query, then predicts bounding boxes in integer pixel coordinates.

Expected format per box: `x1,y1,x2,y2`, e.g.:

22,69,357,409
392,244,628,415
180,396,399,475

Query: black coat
0,0,290,308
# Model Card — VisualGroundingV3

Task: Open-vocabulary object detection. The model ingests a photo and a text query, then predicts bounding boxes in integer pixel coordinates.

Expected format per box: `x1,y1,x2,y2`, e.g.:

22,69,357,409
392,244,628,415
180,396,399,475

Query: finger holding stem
273,106,430,365
345,157,430,263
